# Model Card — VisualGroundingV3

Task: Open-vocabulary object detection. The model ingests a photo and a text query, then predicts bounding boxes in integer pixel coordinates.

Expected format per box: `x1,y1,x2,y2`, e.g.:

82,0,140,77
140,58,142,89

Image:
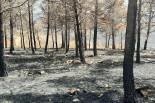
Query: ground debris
48,97,52,102
99,84,110,88
136,86,149,97
73,98,80,102
90,91,96,94
68,89,80,95
98,94,104,98
25,70,44,76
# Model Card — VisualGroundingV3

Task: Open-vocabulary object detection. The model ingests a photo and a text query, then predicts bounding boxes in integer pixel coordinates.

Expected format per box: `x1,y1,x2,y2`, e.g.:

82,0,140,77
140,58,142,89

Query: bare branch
2,0,28,13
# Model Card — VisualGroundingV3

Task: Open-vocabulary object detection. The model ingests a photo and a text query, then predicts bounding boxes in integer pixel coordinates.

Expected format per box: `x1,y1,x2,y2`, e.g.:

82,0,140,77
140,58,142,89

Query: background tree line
0,0,155,102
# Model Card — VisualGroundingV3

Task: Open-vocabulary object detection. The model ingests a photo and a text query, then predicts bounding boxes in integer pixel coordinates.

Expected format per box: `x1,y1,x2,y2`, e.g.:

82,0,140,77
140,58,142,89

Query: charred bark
123,0,137,102
28,0,35,54
73,0,85,63
136,0,142,63
89,28,91,49
0,0,8,77
144,1,152,50
9,0,14,54
45,0,50,53
93,0,98,56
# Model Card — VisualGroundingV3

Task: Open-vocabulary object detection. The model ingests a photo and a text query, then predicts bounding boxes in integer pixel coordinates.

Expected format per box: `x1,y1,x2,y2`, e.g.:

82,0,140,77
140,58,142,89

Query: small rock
83,89,87,93
8,75,18,78
100,84,109,88
90,91,96,94
41,70,45,74
76,89,80,92
98,94,104,98
67,60,73,64
73,98,80,102
69,89,79,95
48,97,52,102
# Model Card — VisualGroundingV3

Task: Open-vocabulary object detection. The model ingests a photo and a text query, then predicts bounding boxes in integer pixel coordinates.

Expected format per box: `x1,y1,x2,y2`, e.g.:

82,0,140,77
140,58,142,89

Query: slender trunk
51,28,55,48
20,9,25,50
93,0,98,56
4,26,7,48
136,0,142,63
9,0,14,54
74,0,86,63
28,0,35,54
61,25,65,48
20,26,23,48
45,0,50,53
28,35,31,48
31,7,36,50
74,22,79,57
121,32,123,49
27,24,31,48
123,0,137,102
84,28,87,50
89,28,91,49
0,0,8,77
112,24,116,49
108,34,111,48
65,24,68,53
105,33,108,48
65,1,68,53
22,35,25,50
144,2,152,50
112,32,115,49
37,30,41,48
67,25,70,51
55,20,58,51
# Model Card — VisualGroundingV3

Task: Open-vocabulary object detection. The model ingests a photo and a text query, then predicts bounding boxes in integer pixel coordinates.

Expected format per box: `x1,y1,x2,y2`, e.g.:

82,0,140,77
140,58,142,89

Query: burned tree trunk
55,19,58,51
51,28,54,48
74,22,79,57
93,0,98,56
67,25,70,51
112,26,116,49
65,1,68,53
4,25,7,48
123,0,137,102
20,9,25,50
20,27,23,48
108,34,111,48
84,28,87,50
45,0,50,53
9,0,14,54
144,1,152,50
89,28,91,49
136,0,142,63
61,25,65,48
105,33,108,48
73,0,85,63
36,30,41,48
31,7,36,50
120,32,123,49
28,0,35,54
0,0,8,77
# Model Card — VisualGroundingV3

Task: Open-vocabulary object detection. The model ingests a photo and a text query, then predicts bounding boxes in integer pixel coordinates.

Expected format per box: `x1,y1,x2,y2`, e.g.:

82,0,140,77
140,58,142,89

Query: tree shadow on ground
104,49,124,56
94,59,123,69
0,90,122,103
141,55,155,59
5,49,81,72
46,76,98,89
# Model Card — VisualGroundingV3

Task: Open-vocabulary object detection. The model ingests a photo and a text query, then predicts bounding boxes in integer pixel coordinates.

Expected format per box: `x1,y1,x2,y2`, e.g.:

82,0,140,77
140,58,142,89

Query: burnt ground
0,48,155,103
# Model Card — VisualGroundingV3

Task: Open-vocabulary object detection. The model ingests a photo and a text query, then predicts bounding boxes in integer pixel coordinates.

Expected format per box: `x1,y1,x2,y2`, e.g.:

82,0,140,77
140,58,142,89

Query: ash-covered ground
0,48,155,103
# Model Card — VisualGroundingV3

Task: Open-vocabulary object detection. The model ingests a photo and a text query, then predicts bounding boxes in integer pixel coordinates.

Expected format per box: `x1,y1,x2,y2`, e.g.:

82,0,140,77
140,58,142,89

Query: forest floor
0,48,155,103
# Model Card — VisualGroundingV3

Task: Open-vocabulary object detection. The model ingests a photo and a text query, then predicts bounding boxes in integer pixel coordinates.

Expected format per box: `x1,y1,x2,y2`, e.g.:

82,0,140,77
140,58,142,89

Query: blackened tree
123,0,137,102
